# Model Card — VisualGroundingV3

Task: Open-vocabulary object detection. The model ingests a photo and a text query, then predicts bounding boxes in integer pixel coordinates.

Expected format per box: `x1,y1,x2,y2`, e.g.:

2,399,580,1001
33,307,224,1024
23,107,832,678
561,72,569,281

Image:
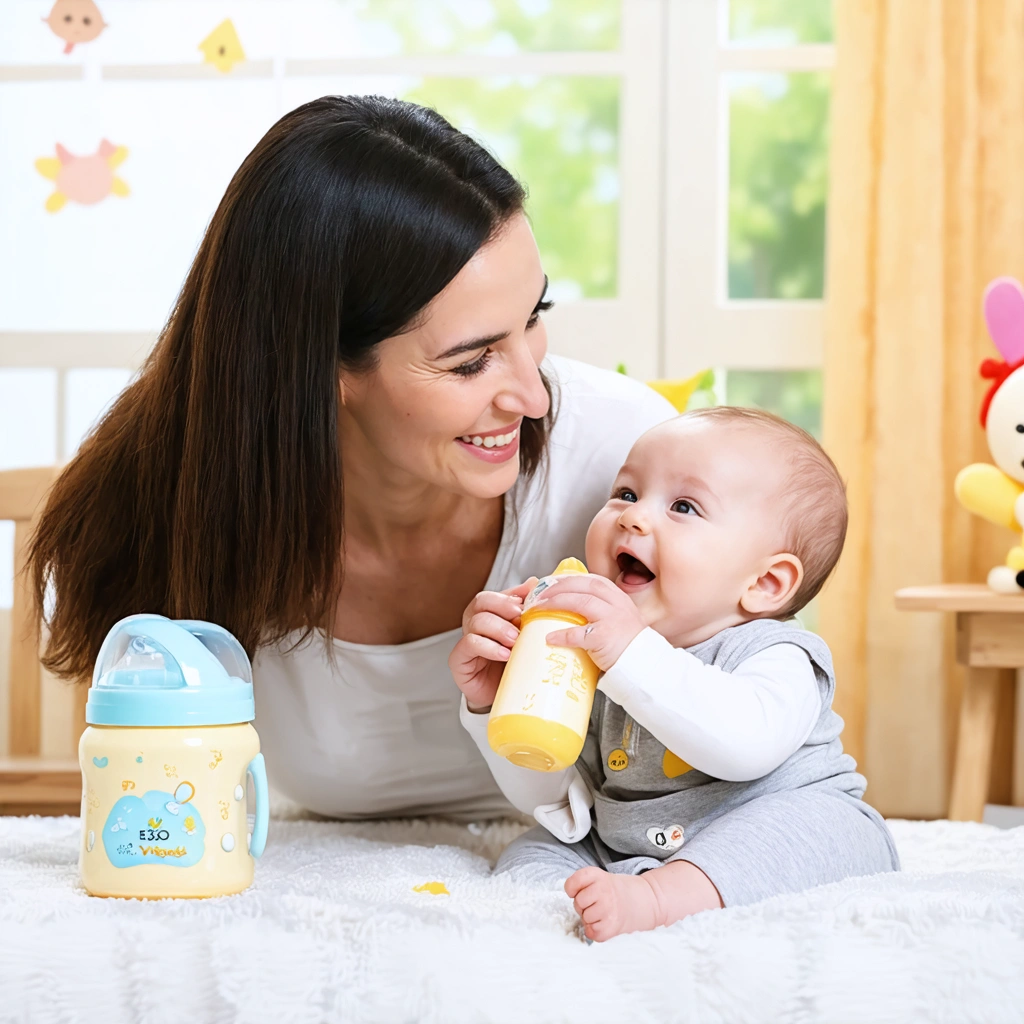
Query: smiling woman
28,94,673,821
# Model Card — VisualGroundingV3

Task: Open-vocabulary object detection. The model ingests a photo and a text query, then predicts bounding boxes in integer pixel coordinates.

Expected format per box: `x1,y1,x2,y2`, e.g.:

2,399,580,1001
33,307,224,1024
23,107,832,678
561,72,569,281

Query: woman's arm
460,696,593,842
598,632,821,781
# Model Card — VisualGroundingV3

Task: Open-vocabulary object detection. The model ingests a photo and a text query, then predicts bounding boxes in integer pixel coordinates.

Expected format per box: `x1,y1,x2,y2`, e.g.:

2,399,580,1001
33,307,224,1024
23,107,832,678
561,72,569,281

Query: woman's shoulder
543,355,676,463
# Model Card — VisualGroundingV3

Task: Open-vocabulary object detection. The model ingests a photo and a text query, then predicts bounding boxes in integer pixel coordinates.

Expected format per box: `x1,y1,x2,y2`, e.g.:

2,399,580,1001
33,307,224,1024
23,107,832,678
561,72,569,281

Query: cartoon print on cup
102,786,206,868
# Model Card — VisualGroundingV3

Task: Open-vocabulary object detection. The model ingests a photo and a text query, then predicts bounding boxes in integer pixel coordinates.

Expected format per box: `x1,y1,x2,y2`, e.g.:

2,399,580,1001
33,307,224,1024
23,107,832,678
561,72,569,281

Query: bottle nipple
553,557,588,575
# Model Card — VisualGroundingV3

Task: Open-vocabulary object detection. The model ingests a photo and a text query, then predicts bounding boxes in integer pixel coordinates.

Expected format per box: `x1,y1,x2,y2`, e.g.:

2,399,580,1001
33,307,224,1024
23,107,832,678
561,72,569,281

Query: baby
450,406,899,942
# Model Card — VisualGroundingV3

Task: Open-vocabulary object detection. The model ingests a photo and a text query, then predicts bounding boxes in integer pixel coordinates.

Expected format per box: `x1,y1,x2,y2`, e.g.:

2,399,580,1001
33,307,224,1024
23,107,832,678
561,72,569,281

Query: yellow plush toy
954,276,1024,592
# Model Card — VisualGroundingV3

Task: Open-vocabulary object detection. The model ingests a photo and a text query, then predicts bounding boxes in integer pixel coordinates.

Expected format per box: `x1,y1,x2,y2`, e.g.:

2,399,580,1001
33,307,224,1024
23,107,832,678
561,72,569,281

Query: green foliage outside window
724,369,823,439
728,71,831,300
359,0,620,54
350,2,621,298
728,0,833,46
404,76,619,298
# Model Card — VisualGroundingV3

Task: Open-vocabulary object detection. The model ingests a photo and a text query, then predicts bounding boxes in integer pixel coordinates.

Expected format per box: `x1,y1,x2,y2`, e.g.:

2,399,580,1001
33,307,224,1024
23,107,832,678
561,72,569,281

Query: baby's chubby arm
541,576,820,781
449,581,594,843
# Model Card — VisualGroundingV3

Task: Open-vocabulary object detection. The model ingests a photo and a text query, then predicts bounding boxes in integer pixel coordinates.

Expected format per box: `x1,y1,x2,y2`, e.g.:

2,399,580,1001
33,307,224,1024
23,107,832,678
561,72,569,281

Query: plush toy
954,276,1024,592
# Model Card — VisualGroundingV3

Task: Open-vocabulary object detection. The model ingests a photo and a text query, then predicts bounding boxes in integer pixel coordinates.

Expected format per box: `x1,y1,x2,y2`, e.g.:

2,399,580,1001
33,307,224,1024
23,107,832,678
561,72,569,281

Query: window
662,0,833,430
0,0,835,605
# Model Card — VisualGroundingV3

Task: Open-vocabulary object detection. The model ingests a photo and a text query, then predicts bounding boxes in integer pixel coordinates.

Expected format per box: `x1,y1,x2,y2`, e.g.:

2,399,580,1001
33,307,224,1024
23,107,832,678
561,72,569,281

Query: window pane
728,0,833,46
0,78,277,330
727,71,830,300
65,368,133,457
723,369,822,438
357,0,621,55
403,76,619,299
0,369,57,469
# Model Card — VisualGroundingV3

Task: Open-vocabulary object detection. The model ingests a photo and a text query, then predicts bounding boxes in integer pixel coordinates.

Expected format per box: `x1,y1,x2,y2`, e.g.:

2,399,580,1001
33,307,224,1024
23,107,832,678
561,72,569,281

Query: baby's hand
448,578,538,712
538,574,646,672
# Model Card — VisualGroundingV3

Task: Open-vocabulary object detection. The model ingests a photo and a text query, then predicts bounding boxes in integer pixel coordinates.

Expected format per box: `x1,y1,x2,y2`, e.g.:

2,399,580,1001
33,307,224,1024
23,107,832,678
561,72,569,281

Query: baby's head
584,407,847,646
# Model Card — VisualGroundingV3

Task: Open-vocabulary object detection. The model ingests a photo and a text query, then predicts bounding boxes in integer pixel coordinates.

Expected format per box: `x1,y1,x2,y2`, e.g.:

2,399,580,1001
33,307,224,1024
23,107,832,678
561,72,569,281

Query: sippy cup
79,614,269,899
487,558,600,772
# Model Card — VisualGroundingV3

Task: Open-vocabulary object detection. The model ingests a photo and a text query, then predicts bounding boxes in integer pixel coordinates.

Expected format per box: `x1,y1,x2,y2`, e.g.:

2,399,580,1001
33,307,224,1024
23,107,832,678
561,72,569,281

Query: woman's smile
456,420,522,463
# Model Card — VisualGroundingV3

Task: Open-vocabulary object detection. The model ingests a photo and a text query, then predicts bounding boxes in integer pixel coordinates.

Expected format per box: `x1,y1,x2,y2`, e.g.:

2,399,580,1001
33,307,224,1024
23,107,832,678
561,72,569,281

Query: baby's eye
671,499,697,515
612,488,638,503
1016,424,1024,434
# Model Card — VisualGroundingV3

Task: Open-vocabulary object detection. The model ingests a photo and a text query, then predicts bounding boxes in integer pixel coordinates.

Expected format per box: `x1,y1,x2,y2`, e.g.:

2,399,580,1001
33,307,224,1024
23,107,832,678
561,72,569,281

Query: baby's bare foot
565,866,659,942
565,862,724,942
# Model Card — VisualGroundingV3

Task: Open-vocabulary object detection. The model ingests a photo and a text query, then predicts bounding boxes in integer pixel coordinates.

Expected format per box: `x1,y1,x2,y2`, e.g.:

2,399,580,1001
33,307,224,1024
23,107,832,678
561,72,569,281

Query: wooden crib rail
0,466,83,815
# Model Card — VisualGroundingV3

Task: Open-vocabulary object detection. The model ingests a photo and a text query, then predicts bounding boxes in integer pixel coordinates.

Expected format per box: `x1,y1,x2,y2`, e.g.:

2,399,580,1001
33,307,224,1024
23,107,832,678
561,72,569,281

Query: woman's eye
450,350,492,378
526,299,554,331
671,500,697,515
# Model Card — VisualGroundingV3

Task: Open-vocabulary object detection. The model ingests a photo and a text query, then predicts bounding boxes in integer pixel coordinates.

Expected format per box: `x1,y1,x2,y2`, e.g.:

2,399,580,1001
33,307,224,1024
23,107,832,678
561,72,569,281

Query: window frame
662,0,835,377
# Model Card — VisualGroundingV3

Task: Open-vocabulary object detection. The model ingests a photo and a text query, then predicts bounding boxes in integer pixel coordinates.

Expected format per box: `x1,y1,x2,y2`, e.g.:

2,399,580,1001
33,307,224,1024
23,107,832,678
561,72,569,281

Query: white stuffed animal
954,276,1024,592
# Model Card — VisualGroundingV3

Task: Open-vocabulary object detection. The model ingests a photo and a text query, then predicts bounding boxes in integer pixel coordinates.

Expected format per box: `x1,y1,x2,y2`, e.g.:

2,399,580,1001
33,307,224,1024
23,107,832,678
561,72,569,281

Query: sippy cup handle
246,753,269,859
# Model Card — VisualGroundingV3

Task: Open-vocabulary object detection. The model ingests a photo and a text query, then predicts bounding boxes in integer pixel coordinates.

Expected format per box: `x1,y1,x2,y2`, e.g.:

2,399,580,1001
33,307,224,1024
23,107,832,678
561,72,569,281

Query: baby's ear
740,553,804,617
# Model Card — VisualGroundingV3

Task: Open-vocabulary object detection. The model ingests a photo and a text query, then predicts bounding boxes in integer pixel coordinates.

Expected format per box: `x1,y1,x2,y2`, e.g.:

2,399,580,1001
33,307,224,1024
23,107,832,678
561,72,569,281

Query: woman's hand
449,578,538,712
539,574,647,672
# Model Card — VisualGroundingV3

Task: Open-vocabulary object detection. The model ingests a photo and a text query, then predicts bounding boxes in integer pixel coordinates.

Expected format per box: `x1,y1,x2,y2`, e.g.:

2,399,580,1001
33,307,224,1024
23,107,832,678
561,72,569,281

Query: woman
30,95,672,820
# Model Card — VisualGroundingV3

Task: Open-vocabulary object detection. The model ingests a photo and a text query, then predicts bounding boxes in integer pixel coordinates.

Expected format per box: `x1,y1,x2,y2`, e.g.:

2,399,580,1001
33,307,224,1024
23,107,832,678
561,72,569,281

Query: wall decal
198,19,246,73
35,140,129,213
43,0,107,55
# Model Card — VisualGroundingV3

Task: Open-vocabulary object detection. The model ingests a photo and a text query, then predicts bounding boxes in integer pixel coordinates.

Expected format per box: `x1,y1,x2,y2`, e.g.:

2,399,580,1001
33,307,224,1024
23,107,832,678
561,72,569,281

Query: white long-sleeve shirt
461,627,821,843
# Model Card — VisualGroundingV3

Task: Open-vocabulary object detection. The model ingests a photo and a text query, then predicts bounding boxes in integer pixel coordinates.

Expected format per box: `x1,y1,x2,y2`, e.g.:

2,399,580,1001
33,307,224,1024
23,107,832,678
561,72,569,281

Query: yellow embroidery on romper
607,748,629,771
662,750,693,778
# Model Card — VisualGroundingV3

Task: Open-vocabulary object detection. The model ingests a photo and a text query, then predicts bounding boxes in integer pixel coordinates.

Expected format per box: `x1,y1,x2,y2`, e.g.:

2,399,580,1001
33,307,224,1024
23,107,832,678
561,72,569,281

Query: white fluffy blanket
0,814,1022,1023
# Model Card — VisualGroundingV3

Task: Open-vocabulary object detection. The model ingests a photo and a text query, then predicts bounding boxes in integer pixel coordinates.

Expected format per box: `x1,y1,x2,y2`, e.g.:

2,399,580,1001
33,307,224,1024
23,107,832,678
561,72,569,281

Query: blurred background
0,0,830,598
7,0,1020,822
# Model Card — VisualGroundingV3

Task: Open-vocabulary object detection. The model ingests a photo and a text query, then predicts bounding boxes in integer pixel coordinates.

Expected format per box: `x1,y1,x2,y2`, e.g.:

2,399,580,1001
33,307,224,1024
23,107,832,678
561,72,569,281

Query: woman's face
339,214,552,500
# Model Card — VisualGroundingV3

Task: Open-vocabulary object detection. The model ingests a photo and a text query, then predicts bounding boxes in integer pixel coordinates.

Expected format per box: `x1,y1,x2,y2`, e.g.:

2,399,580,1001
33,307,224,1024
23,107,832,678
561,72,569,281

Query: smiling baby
450,406,899,942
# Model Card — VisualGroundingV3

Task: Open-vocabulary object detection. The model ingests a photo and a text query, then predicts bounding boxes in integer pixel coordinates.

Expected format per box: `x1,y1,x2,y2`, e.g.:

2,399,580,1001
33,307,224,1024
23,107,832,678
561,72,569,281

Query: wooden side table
895,584,1024,821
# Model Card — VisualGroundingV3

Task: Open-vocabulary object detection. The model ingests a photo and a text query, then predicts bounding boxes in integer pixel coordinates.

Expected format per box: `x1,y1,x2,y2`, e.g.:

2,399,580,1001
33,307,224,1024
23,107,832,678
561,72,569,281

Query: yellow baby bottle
487,558,600,772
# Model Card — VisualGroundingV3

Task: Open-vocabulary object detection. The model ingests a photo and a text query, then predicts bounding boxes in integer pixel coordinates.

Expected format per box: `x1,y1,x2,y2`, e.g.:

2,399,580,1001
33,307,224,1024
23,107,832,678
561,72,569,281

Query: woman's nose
495,342,551,420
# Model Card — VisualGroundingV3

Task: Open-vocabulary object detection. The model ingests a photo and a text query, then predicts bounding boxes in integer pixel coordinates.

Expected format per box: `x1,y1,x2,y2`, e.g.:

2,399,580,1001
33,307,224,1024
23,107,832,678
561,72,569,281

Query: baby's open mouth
616,552,656,586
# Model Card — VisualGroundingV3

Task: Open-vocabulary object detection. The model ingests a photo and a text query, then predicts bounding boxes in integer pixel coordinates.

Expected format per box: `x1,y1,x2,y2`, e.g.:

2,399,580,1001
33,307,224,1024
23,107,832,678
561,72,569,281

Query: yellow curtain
820,0,1024,817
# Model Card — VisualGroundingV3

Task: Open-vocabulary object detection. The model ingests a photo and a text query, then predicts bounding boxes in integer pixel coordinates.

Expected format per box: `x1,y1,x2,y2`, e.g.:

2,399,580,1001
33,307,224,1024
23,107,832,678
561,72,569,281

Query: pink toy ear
984,277,1024,363
55,143,72,164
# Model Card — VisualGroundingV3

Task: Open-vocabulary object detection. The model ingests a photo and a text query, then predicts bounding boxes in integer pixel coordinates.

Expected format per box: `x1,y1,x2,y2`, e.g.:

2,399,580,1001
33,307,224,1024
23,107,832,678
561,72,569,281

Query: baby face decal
44,0,107,55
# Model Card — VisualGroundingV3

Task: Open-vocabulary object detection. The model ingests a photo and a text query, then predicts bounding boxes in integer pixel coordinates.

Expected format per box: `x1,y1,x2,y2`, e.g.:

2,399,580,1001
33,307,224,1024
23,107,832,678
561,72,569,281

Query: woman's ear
739,553,804,617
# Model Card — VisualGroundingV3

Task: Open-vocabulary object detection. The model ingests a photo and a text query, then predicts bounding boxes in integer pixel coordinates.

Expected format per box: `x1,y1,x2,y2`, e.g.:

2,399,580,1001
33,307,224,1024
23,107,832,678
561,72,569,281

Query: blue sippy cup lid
86,614,255,727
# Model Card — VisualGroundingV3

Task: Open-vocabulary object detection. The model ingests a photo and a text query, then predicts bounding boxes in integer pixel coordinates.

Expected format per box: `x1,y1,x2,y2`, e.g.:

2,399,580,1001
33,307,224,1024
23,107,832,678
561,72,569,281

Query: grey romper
496,619,900,907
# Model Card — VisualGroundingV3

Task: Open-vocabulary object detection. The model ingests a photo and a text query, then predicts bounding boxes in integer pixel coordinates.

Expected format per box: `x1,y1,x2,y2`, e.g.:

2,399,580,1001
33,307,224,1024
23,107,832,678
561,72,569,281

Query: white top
461,628,822,843
252,356,675,820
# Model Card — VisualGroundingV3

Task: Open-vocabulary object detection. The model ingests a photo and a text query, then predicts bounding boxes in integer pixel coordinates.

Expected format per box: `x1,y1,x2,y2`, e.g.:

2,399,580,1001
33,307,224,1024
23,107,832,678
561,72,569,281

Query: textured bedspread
0,814,1022,1023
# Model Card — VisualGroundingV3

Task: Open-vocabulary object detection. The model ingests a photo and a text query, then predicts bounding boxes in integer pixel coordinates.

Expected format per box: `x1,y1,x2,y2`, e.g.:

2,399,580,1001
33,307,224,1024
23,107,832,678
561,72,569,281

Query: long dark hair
30,95,553,680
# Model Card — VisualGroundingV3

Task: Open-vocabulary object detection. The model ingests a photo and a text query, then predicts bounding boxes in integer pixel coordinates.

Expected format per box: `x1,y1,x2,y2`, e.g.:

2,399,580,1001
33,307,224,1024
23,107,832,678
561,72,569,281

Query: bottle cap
521,558,590,626
552,557,588,575
85,615,255,727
